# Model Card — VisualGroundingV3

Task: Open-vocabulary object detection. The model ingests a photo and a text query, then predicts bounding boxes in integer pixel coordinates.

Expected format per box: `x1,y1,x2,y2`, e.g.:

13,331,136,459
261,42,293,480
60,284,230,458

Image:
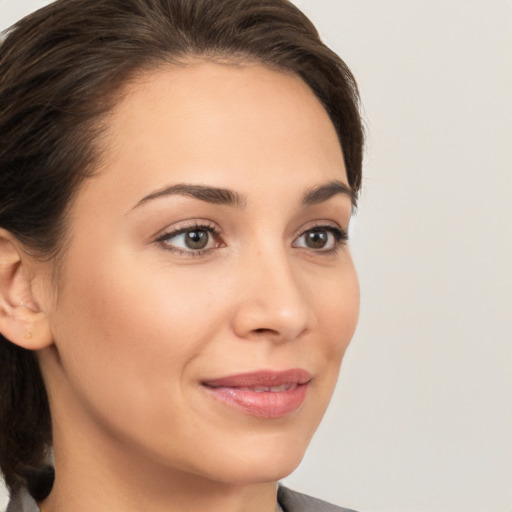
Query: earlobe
0,229,53,350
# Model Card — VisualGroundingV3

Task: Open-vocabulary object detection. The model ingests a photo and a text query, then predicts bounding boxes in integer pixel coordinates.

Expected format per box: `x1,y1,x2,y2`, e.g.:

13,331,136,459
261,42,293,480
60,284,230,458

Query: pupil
307,230,327,249
185,230,209,249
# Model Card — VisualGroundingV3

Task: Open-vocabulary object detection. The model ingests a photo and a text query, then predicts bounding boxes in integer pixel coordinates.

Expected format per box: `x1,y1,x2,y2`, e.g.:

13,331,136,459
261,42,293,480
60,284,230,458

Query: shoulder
5,487,40,512
6,466,53,512
278,486,359,512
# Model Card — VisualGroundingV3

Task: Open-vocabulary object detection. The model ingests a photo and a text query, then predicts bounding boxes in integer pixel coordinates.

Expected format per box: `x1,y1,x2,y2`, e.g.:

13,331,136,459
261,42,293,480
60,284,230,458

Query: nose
230,248,317,343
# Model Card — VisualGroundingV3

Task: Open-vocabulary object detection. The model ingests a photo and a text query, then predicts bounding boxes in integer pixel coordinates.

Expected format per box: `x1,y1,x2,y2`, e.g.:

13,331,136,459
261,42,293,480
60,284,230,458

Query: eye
293,226,348,252
156,223,223,255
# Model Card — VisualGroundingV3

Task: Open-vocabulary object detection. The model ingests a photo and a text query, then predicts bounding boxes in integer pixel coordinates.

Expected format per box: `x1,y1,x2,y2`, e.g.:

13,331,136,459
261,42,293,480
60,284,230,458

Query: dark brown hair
0,0,364,496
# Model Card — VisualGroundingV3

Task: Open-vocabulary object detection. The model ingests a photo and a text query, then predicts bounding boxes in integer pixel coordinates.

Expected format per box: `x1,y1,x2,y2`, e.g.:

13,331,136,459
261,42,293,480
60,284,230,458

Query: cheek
289,260,359,440
48,250,223,408
309,260,359,408
46,255,235,459
315,261,360,356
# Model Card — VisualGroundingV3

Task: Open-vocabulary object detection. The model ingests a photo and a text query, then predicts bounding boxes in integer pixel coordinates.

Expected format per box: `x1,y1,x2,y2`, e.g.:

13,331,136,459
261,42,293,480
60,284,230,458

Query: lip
202,369,311,419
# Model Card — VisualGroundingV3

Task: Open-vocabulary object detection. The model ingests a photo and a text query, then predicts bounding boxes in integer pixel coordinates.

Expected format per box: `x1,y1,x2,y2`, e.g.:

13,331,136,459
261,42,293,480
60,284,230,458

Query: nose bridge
231,239,315,341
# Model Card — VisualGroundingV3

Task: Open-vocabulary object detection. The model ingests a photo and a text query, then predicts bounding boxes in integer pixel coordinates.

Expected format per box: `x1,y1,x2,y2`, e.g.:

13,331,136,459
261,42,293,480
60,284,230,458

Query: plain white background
1,1,511,511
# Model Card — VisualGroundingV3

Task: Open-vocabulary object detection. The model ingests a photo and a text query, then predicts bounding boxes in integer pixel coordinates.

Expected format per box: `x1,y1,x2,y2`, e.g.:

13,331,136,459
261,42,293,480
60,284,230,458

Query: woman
0,1,364,511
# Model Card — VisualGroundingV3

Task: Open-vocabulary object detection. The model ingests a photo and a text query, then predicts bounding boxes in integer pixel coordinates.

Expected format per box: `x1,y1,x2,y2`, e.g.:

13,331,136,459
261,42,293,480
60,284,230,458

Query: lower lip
204,383,309,418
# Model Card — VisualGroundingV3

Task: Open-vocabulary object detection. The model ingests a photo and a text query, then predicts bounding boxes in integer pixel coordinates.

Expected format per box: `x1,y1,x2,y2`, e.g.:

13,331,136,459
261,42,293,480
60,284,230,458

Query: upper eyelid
293,220,347,239
154,220,221,240
294,225,348,245
154,223,222,257
152,219,348,249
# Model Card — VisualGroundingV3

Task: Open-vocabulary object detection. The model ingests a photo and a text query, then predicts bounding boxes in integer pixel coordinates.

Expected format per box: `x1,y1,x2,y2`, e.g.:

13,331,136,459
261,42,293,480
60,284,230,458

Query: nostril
253,328,274,334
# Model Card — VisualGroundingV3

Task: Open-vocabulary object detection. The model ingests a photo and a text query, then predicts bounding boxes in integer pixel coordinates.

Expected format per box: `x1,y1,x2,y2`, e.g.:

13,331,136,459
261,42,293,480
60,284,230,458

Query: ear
0,229,53,350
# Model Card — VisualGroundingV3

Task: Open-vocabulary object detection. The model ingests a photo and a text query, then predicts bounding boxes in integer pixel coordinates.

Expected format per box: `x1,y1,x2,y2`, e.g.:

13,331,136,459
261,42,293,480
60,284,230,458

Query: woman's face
38,62,359,485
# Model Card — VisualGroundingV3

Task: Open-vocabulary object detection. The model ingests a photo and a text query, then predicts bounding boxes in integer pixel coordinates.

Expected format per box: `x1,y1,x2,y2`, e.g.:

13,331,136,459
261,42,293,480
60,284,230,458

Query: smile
235,383,298,392
202,369,311,419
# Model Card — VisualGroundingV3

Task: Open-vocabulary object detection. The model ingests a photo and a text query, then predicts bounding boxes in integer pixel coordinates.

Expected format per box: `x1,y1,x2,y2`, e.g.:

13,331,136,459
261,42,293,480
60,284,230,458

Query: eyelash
155,221,222,258
155,222,348,258
294,223,348,255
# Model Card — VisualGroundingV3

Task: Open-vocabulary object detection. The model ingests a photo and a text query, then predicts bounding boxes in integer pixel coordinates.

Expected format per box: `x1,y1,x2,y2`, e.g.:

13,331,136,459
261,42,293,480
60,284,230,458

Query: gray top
278,486,358,512
7,485,358,512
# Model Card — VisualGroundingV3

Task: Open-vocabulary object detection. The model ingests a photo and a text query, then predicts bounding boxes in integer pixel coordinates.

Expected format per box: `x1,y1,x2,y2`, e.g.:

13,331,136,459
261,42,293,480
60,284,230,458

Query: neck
42,480,277,512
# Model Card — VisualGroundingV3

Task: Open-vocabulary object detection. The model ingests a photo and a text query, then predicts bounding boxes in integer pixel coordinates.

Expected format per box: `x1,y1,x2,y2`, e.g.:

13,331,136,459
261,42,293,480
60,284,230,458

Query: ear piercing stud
25,331,32,340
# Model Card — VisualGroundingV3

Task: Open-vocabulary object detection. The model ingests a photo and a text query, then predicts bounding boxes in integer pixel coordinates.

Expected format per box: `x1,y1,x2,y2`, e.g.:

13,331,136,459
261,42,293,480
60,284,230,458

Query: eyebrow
132,179,353,210
132,183,247,209
300,180,353,206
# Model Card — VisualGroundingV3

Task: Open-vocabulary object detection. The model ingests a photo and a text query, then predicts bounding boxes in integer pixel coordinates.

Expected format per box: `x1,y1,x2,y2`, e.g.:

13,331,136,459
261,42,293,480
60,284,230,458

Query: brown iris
304,229,328,249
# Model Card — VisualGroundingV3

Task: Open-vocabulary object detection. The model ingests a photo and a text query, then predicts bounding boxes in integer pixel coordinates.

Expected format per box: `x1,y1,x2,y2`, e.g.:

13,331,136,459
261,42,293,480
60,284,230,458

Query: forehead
83,61,348,210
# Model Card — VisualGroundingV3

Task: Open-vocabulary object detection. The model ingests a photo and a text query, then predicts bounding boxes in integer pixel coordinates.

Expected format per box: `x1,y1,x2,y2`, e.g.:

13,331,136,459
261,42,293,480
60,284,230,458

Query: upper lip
202,369,312,388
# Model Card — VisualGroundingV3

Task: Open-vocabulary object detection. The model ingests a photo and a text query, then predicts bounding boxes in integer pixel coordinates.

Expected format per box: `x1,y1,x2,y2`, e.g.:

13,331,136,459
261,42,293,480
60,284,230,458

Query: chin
179,396,328,486
189,430,312,486
210,454,304,486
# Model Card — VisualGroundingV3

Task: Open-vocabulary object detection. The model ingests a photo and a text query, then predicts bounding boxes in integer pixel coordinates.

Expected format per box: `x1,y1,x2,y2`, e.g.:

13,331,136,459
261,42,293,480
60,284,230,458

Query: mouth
202,369,312,419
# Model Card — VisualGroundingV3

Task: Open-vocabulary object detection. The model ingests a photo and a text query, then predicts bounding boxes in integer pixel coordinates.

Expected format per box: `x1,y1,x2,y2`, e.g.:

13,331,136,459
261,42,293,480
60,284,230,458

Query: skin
0,62,359,512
